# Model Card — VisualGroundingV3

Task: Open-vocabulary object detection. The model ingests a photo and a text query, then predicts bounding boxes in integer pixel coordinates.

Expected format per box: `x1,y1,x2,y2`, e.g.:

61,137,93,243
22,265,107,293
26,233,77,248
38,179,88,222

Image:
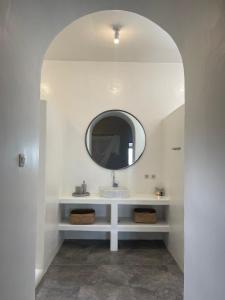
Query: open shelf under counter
59,194,170,205
58,218,111,232
117,218,170,233
59,194,170,251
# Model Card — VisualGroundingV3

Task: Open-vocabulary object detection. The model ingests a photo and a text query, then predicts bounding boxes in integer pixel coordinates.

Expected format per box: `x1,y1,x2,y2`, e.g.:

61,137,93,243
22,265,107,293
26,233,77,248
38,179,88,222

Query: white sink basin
99,186,129,198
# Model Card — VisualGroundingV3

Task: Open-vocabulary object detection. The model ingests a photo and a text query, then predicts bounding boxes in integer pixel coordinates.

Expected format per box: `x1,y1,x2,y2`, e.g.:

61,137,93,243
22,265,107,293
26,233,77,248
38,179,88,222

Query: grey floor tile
36,286,78,300
36,240,183,300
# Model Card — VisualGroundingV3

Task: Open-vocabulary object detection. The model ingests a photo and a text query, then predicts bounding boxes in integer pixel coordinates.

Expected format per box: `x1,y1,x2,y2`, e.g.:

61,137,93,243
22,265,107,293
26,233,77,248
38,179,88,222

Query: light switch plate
18,153,26,167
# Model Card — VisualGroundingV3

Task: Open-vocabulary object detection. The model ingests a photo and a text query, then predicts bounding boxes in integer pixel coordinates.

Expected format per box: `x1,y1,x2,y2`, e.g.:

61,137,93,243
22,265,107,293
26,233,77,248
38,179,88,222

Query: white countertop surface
59,194,170,205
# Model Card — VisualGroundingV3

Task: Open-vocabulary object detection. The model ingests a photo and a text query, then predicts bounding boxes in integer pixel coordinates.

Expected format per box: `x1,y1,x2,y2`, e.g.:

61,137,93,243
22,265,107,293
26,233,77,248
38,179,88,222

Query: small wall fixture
172,147,182,151
113,26,121,45
18,153,26,167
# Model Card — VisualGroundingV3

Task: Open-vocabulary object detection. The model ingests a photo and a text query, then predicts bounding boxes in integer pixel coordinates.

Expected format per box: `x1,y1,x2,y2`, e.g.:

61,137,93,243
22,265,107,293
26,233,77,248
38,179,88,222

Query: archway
2,2,225,300
37,9,185,297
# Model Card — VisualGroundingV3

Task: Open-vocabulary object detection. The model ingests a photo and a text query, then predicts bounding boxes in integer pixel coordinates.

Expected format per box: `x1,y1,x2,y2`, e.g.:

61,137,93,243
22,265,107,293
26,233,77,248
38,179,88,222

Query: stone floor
36,240,183,300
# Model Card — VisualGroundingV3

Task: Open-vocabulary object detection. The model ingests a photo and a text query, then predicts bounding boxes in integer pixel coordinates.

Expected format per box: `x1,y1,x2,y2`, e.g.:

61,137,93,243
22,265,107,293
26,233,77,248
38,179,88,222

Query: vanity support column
110,230,118,251
110,202,118,251
111,202,118,226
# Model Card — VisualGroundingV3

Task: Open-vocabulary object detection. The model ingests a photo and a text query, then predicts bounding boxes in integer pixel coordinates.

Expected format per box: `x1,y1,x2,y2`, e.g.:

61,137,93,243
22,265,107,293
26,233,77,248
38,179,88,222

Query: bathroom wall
41,61,184,195
36,101,46,274
42,96,64,270
162,105,184,271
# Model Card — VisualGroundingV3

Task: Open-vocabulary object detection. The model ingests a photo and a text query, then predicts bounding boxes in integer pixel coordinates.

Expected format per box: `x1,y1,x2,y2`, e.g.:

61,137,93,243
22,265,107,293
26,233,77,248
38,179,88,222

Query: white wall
37,99,63,275
183,3,225,298
36,101,46,271
42,96,64,270
163,105,184,271
1,2,225,300
41,61,184,195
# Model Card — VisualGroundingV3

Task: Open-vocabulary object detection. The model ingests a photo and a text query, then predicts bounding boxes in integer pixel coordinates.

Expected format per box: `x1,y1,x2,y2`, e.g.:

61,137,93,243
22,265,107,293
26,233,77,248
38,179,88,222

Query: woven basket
69,209,95,225
134,208,157,224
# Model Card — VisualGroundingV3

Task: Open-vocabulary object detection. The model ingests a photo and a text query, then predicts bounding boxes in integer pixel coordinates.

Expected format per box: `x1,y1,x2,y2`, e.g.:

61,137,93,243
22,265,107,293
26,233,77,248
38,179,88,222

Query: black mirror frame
85,109,146,170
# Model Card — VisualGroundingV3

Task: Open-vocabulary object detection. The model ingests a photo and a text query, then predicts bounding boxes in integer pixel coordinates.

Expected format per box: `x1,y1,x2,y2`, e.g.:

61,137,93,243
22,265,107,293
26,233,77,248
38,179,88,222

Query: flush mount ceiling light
113,25,121,45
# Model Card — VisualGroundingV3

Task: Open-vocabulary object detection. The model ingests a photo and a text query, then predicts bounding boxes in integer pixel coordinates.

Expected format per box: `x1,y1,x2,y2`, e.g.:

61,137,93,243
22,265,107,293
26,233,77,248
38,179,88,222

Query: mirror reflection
85,110,146,170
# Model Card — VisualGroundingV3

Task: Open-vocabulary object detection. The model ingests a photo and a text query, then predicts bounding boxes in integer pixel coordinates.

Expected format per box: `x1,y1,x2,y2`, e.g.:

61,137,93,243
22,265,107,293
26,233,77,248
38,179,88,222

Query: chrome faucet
112,171,118,187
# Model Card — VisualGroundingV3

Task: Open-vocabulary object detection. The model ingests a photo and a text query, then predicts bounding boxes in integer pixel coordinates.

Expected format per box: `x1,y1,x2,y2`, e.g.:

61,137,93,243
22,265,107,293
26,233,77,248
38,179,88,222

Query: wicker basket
134,208,157,224
69,209,95,225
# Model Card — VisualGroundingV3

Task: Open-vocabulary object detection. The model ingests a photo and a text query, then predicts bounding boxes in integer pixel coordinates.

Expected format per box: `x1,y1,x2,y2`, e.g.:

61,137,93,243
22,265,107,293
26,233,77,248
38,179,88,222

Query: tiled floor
36,240,183,300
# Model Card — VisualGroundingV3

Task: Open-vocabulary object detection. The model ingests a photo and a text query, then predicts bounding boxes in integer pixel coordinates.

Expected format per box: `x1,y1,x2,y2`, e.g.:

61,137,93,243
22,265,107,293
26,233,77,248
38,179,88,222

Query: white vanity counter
59,194,170,205
58,194,170,251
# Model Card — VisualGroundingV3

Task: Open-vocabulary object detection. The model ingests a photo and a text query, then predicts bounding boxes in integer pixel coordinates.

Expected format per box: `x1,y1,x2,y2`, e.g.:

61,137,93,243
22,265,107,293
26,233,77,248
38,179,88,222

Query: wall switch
18,153,26,168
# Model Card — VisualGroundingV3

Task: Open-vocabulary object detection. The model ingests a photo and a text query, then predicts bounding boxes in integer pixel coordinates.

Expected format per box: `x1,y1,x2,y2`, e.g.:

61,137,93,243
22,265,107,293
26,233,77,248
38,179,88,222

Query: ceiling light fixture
113,26,121,45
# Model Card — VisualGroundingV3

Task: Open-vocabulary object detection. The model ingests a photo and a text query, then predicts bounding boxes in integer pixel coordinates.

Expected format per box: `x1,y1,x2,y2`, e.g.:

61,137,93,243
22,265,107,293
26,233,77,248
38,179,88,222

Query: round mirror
85,110,146,170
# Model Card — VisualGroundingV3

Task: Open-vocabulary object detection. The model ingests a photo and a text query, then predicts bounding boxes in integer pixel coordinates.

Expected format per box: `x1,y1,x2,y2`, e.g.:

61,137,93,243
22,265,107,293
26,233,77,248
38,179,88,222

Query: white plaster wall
36,101,46,271
163,105,184,271
41,61,184,241
42,98,64,270
1,1,225,300
37,99,63,274
41,61,184,195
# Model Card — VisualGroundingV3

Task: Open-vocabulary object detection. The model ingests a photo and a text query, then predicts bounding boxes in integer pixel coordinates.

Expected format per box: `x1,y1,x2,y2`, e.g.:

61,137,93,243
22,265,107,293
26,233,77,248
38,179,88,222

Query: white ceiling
45,10,181,63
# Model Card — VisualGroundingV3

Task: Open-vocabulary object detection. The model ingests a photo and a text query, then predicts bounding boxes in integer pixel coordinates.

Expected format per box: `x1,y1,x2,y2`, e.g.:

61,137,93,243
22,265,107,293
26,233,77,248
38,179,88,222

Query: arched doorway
37,9,185,298
2,2,225,300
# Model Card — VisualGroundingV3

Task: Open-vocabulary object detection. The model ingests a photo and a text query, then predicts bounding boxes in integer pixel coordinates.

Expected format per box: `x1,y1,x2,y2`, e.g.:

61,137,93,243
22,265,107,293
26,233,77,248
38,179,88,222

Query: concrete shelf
59,194,170,251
